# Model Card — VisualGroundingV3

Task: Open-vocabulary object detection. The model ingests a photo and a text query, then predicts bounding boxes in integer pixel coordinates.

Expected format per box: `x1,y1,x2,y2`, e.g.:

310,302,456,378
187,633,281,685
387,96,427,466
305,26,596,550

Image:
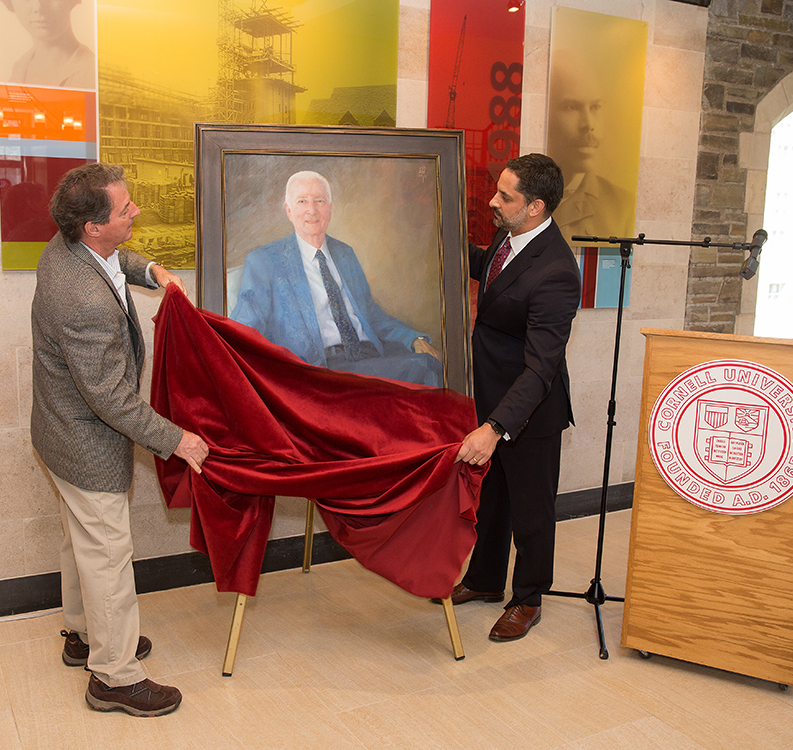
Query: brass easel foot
441,596,465,660
222,593,247,676
302,500,315,573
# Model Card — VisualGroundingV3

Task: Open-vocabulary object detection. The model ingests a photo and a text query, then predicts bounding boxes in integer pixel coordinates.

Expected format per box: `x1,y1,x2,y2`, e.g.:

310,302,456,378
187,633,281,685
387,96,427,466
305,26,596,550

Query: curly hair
49,163,126,244
505,154,564,216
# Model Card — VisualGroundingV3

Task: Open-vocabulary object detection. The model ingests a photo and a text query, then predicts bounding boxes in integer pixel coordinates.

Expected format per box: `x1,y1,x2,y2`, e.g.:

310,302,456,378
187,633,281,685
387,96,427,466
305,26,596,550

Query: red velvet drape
150,288,485,598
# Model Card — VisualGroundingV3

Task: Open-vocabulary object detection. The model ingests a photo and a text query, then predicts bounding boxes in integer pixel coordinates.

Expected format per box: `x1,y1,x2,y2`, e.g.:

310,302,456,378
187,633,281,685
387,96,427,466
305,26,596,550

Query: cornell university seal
648,359,793,514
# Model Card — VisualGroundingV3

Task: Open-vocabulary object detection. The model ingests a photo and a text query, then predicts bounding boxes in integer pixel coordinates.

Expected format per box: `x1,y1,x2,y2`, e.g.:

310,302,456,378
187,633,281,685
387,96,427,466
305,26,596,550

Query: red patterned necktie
484,237,512,291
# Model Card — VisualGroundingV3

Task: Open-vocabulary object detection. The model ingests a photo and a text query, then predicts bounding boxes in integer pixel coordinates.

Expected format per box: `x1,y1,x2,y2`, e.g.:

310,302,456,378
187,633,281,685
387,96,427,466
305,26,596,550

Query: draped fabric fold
151,288,485,598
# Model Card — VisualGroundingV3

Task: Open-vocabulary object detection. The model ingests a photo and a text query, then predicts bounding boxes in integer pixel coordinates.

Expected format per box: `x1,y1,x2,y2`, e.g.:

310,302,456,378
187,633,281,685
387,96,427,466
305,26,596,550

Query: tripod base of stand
546,580,625,659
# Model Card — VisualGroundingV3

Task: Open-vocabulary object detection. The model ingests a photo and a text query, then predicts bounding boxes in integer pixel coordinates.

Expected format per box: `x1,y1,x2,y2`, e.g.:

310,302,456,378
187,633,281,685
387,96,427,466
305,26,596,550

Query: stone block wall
688,0,793,332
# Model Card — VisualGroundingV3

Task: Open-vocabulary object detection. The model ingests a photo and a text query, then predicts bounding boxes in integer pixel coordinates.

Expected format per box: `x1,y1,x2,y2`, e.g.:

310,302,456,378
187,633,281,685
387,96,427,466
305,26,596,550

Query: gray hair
284,171,332,205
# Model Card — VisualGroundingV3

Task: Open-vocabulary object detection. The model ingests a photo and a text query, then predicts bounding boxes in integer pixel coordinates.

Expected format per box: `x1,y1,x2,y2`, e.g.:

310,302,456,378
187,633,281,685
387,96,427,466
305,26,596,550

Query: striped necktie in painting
484,236,512,291
315,249,363,361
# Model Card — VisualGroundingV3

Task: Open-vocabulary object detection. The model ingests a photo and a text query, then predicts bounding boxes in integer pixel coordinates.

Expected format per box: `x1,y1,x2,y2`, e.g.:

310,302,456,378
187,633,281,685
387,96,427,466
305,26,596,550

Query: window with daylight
754,113,793,338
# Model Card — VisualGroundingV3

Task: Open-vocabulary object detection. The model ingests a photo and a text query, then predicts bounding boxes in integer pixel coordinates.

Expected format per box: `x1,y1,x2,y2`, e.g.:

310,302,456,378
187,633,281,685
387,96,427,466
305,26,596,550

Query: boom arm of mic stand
571,234,747,250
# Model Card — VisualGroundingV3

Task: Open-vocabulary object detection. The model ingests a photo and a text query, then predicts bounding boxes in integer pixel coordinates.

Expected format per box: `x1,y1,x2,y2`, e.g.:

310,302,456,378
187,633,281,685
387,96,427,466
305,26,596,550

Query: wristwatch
486,418,506,438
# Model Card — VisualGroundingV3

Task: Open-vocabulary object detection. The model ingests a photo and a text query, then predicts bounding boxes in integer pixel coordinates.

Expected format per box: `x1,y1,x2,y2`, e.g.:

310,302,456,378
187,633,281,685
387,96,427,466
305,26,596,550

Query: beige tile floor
1,509,792,749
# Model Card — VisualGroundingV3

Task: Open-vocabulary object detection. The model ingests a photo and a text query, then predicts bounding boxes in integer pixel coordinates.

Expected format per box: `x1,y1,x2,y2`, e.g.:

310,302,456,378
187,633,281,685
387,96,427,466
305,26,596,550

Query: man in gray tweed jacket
31,163,208,717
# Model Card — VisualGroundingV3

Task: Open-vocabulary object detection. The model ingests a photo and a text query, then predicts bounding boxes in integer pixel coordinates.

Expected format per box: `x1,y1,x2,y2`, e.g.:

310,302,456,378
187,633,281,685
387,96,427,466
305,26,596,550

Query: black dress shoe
431,582,505,605
489,605,541,641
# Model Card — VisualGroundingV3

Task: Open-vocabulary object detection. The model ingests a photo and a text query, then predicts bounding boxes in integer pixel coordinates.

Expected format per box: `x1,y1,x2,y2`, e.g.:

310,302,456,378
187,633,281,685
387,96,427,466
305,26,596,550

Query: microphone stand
546,231,758,659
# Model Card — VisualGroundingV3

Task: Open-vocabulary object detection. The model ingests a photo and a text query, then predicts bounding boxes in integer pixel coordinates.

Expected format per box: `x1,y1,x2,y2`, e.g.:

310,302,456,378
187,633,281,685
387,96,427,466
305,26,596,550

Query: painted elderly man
232,170,443,386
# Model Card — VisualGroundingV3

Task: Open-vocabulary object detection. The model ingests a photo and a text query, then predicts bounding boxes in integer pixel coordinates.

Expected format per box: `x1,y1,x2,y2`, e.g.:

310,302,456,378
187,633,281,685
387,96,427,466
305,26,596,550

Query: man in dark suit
231,171,443,386
31,163,209,715
453,154,581,641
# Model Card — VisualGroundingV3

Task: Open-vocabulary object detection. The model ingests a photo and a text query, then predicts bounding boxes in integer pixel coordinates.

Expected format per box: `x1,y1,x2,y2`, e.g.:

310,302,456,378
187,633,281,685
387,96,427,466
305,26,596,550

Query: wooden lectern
622,329,793,686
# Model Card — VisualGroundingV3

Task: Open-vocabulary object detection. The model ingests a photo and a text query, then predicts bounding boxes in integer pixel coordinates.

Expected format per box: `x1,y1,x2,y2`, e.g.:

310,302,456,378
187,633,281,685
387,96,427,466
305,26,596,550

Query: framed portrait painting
195,124,471,394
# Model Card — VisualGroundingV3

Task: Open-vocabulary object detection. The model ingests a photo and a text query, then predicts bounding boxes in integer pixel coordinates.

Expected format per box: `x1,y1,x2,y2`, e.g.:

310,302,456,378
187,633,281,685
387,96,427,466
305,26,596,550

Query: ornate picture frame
195,123,471,394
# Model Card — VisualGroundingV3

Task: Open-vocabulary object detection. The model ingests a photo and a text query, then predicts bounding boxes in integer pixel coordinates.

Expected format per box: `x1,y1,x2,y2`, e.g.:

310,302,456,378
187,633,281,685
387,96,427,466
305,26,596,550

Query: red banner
428,1,525,245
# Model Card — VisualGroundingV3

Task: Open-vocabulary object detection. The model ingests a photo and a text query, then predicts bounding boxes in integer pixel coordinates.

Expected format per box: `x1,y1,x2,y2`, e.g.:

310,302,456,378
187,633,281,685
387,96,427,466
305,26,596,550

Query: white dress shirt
491,215,553,275
83,243,158,313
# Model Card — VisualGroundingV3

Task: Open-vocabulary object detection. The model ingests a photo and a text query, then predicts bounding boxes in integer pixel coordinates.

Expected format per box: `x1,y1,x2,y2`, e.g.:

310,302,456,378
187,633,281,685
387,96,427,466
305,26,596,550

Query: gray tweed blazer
31,232,183,492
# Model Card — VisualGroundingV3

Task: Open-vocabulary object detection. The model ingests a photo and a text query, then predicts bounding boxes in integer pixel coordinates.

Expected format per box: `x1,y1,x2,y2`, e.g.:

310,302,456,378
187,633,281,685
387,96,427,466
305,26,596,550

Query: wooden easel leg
441,596,465,660
222,593,247,677
302,500,315,573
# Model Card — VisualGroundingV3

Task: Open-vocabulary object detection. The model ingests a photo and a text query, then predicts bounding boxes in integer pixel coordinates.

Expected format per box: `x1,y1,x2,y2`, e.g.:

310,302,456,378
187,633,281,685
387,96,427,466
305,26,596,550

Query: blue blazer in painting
231,233,425,367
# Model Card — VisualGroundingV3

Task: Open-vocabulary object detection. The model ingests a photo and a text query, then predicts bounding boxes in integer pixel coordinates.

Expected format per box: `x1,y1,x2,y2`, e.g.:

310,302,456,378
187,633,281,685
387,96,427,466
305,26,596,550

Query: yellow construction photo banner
97,0,398,268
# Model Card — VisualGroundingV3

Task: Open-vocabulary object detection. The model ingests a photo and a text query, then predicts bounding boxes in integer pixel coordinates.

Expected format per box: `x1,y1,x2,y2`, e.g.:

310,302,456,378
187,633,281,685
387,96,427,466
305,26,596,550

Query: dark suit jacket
31,233,183,492
469,219,581,440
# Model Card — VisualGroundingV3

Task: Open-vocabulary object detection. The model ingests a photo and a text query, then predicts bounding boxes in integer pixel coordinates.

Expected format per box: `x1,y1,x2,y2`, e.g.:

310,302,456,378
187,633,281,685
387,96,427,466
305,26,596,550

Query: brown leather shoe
488,604,541,641
61,629,152,667
85,673,182,717
431,582,505,605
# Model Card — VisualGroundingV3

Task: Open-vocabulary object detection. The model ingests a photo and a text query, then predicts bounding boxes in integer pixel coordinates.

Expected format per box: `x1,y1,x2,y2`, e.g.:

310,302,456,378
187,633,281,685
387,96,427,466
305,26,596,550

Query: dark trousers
462,430,562,608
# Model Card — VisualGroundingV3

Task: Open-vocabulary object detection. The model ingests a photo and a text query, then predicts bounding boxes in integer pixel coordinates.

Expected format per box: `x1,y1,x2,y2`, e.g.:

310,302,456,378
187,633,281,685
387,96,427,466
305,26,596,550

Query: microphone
739,228,768,280
748,228,768,252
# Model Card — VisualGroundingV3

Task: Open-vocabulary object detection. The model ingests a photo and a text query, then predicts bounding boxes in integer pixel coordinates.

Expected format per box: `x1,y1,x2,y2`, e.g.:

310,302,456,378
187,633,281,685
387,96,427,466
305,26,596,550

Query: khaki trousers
50,471,145,687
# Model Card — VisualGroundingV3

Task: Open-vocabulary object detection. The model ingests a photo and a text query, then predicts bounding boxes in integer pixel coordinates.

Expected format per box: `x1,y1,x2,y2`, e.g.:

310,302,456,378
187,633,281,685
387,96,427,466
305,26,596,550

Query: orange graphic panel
1,86,96,142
